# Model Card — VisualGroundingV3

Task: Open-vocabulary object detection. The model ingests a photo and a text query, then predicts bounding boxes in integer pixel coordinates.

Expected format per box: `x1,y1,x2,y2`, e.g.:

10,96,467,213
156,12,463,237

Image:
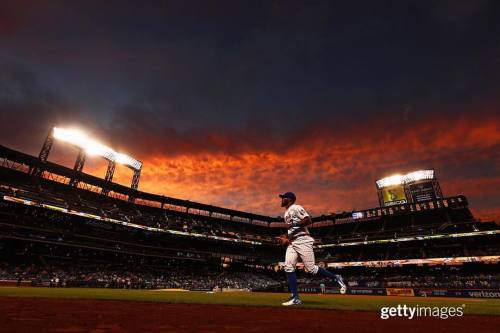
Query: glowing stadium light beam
52,127,142,171
405,170,434,183
376,170,434,188
376,174,404,188
53,127,88,147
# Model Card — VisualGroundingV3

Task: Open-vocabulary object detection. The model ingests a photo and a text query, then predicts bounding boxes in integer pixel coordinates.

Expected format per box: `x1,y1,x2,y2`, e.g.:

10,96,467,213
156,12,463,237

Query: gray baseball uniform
283,204,319,274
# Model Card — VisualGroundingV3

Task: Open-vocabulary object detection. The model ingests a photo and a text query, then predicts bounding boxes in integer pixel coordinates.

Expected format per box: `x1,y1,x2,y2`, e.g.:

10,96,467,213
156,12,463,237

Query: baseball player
277,192,346,306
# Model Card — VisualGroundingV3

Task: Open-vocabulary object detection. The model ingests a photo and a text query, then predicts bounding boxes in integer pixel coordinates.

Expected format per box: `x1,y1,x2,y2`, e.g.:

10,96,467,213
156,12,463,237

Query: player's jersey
284,204,310,238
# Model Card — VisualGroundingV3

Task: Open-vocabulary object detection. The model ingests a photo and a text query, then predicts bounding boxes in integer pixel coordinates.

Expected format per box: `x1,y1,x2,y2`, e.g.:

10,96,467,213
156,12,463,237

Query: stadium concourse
0,144,499,297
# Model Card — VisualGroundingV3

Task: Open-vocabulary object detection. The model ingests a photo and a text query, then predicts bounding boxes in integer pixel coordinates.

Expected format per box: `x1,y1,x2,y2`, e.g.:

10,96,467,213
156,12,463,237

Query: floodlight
405,170,434,183
376,174,404,188
52,127,141,171
376,170,434,188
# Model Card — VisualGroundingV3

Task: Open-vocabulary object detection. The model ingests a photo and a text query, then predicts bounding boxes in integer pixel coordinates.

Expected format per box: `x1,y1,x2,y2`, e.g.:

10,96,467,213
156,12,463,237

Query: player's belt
289,231,310,240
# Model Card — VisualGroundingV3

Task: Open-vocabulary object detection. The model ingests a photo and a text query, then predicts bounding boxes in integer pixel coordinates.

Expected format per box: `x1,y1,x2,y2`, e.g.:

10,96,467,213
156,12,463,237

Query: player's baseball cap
279,192,296,202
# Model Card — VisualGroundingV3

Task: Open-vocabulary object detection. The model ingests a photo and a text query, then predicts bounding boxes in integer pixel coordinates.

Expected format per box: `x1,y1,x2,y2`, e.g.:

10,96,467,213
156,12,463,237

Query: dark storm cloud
2,0,499,139
0,60,71,151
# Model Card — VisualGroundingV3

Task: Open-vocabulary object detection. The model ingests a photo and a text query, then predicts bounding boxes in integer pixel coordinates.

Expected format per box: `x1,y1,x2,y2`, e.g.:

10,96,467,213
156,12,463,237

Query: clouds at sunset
70,109,499,221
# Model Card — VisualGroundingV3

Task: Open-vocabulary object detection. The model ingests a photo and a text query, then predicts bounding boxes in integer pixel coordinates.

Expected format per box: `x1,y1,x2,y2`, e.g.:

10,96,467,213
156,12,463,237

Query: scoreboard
381,185,407,206
376,170,442,207
409,181,438,202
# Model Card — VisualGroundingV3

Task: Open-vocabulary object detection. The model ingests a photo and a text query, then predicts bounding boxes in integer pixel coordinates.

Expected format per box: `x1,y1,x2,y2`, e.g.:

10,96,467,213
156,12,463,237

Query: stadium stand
0,145,499,294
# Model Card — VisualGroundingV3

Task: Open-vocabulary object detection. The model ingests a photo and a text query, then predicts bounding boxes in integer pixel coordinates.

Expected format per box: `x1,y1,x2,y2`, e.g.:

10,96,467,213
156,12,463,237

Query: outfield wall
414,288,500,298
295,285,500,298
0,280,32,287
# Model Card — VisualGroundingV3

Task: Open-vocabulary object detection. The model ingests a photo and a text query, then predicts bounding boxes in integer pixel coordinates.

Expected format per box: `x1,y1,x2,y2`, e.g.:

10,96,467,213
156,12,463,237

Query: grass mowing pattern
0,287,499,315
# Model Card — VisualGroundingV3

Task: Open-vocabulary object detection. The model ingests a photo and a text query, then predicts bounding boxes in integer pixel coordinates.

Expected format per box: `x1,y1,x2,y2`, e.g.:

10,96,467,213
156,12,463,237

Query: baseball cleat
337,277,347,294
339,285,347,294
282,297,302,306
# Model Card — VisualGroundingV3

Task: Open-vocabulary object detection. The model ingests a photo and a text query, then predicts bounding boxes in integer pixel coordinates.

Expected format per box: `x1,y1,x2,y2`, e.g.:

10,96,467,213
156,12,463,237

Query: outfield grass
1,287,499,315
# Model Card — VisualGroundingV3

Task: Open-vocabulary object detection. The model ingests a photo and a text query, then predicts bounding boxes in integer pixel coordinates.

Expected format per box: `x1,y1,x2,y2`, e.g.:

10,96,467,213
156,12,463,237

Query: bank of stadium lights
53,127,142,171
376,170,435,189
31,126,142,199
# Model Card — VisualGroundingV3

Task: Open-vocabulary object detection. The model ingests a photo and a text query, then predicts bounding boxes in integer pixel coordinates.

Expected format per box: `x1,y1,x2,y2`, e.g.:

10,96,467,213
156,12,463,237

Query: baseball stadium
2,1,500,333
0,126,499,332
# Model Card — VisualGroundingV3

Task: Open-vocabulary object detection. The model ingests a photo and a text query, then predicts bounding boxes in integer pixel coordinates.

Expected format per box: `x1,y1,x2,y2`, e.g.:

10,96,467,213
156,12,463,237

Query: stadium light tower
29,128,55,178
33,127,142,200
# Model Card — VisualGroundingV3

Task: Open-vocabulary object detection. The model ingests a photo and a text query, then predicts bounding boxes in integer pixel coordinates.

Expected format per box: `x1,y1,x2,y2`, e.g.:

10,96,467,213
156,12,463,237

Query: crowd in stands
2,182,498,250
380,274,500,289
0,186,279,244
1,198,498,264
292,265,500,289
0,200,279,262
0,259,282,291
0,184,499,294
316,235,500,263
2,258,499,291
1,197,499,279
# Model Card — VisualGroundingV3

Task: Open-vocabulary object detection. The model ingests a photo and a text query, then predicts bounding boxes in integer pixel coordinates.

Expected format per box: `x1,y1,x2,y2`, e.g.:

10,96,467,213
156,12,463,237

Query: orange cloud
75,112,500,222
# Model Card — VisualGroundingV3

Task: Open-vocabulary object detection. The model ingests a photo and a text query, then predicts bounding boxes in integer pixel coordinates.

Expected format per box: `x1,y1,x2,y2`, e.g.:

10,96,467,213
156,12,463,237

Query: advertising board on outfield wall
338,288,500,298
386,288,415,296
347,288,387,296
414,288,500,298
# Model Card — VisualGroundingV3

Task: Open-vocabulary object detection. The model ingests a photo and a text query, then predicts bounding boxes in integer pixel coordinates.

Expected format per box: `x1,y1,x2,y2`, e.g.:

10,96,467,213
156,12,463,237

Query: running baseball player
277,192,346,306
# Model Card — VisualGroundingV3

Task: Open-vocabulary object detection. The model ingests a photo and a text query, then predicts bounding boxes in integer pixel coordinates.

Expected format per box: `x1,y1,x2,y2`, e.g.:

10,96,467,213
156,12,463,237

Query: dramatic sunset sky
0,1,499,220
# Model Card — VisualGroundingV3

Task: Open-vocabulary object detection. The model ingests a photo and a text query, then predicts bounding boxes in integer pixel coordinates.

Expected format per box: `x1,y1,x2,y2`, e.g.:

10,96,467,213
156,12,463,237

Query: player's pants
284,235,319,274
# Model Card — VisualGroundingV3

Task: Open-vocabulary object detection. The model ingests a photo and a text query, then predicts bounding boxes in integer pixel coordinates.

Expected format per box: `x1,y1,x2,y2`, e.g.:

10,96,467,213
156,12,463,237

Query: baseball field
1,287,499,333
